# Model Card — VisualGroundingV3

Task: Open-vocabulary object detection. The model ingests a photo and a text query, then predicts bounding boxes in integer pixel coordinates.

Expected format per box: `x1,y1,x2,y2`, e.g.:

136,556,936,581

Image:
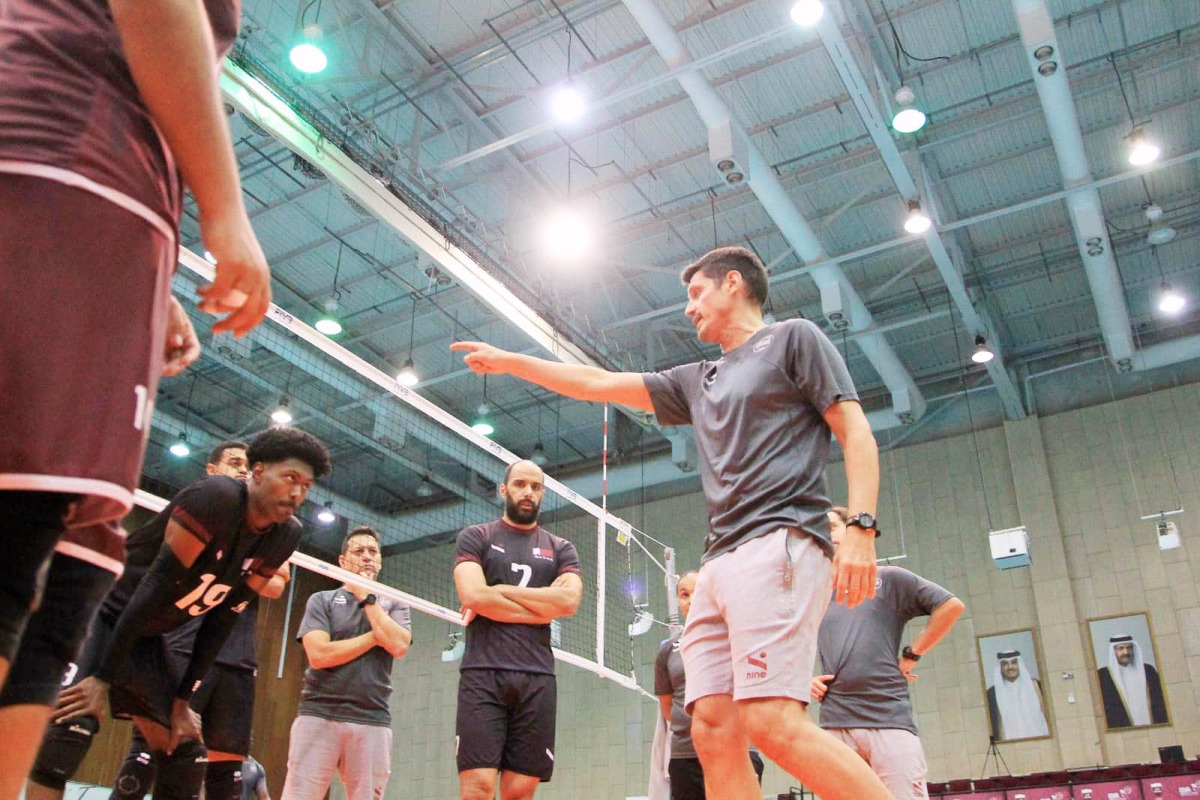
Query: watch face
859,513,876,528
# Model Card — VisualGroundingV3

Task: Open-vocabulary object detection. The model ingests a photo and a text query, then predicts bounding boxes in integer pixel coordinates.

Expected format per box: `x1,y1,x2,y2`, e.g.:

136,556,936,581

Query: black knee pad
28,715,100,790
152,740,209,800
0,553,114,706
204,760,243,800
0,491,73,662
110,745,156,800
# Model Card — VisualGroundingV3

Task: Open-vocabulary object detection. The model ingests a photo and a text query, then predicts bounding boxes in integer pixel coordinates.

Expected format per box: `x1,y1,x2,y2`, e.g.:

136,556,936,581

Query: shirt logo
745,651,768,680
333,594,348,605
531,546,554,561
752,334,774,352
215,550,224,560
702,364,719,389
490,544,506,553
242,558,258,572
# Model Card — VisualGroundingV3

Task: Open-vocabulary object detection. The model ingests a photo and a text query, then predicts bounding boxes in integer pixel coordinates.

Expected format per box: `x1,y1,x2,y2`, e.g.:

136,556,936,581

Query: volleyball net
132,248,676,698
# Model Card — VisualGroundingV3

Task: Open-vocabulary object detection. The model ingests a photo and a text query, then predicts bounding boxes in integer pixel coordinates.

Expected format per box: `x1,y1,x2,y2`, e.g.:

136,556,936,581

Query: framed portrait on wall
976,628,1052,742
1086,612,1169,730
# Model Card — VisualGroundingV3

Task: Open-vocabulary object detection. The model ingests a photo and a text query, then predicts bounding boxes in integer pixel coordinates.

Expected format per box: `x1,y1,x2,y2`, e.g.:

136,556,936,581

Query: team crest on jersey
752,334,774,352
531,546,554,561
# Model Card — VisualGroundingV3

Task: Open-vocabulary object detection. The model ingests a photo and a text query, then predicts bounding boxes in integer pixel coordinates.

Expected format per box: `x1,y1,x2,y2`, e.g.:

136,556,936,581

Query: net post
596,402,609,668
664,547,681,633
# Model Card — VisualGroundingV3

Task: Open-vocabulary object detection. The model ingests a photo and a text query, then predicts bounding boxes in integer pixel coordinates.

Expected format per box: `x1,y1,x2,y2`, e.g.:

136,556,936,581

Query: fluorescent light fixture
789,0,825,26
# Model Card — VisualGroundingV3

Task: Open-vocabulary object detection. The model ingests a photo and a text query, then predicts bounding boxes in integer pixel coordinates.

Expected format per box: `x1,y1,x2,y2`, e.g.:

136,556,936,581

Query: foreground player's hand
197,208,271,337
832,526,877,608
450,341,511,375
811,674,834,702
899,657,918,682
54,676,108,723
168,698,203,755
162,295,201,376
345,581,370,603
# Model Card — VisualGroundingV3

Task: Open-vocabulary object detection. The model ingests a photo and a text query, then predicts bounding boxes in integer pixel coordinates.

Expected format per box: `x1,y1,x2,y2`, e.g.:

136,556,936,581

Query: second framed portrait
1086,612,1169,731
976,628,1053,742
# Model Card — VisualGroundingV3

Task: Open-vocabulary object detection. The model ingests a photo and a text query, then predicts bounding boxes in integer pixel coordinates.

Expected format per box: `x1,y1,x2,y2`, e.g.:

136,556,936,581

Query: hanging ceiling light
530,442,549,467
1144,204,1176,246
789,0,825,26
551,85,586,123
396,358,419,387
1157,281,1186,315
903,199,932,234
971,334,995,364
271,396,293,426
1127,127,1160,166
471,404,495,437
169,433,191,458
541,208,592,262
441,632,465,662
317,500,336,525
891,85,927,133
290,24,328,74
315,299,343,336
416,476,435,498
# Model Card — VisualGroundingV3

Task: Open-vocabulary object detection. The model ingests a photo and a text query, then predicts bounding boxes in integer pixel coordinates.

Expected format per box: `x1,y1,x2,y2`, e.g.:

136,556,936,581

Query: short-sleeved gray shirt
296,588,412,727
817,567,954,734
654,633,696,758
643,320,858,561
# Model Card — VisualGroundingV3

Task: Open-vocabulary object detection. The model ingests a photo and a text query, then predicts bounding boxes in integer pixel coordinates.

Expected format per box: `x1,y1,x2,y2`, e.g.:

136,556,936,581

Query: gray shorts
680,528,831,709
281,715,392,800
825,728,928,800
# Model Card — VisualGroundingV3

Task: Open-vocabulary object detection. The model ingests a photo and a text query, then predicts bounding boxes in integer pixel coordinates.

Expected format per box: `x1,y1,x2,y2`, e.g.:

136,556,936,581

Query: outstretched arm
451,342,655,412
494,573,583,619
454,562,555,624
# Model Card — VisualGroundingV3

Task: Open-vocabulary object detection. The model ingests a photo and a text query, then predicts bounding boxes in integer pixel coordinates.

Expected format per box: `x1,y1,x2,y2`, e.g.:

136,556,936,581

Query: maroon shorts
0,173,175,571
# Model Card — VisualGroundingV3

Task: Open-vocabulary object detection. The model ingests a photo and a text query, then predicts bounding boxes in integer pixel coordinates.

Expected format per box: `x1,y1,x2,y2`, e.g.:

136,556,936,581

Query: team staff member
453,460,583,800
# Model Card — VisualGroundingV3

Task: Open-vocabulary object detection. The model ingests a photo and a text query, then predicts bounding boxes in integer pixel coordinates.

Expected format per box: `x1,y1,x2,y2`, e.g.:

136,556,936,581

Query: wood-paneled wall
72,567,337,798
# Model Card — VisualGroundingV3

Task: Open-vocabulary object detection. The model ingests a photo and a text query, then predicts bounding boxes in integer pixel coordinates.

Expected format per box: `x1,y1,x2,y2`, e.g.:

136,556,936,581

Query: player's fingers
213,282,269,337
449,341,482,352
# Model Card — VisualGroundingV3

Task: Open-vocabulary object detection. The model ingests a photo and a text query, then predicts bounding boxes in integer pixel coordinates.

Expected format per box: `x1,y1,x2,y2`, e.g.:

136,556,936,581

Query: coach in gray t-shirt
282,526,412,800
813,509,964,800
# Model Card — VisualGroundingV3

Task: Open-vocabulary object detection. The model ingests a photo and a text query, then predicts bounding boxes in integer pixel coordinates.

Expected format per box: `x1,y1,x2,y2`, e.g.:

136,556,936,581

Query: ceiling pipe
1012,0,1136,371
620,0,926,428
811,2,1025,419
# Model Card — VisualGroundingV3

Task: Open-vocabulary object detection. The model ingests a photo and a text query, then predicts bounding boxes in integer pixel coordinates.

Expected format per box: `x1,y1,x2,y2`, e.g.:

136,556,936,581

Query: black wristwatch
845,512,882,538
902,645,921,662
358,593,378,608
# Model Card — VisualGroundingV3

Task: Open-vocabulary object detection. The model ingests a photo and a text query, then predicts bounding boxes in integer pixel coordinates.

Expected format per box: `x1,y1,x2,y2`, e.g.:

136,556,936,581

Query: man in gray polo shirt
281,526,412,800
812,508,964,800
452,246,889,800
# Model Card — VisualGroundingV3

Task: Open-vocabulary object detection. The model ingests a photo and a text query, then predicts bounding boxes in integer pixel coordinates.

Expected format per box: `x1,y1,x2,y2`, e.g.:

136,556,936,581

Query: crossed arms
453,562,583,625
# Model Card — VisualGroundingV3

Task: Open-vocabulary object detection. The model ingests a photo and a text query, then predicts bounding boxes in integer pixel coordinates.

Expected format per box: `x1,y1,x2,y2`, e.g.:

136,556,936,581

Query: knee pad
0,491,72,663
110,746,156,799
204,760,243,800
152,740,209,800
0,553,114,706
28,715,100,790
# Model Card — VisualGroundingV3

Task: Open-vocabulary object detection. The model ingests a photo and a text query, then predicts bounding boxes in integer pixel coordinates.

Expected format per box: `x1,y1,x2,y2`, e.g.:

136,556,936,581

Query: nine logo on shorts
746,651,769,680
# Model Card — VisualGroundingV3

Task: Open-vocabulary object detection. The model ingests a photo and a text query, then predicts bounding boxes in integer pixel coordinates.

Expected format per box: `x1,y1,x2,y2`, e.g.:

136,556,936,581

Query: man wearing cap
986,651,1049,740
1097,635,1167,728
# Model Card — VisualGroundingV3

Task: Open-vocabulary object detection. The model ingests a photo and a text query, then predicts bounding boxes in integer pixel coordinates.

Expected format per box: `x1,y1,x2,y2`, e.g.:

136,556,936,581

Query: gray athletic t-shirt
654,634,696,758
296,588,412,726
644,319,858,561
816,566,953,734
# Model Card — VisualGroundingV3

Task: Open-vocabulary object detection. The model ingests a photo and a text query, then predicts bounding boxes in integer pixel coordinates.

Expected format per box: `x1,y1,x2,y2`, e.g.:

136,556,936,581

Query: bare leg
740,697,892,800
690,695,760,800
459,767,498,800
498,770,540,800
0,705,53,800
